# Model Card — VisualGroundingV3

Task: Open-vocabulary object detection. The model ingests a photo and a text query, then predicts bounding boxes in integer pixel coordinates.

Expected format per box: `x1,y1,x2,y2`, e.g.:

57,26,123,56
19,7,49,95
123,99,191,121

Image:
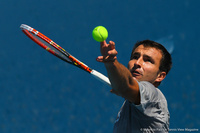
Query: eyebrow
143,54,155,64
130,52,139,59
131,52,155,63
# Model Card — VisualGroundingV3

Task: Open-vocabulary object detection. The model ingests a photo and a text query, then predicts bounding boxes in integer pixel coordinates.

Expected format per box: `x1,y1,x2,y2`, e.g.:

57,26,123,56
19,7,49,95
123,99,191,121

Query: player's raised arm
96,41,140,105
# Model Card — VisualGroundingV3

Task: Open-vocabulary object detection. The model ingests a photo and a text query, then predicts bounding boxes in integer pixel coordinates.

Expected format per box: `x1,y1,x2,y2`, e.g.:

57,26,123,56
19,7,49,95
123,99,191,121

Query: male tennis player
96,40,172,133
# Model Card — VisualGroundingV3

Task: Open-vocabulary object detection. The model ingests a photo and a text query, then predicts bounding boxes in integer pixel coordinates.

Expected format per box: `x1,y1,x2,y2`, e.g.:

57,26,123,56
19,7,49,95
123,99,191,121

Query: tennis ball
92,26,108,42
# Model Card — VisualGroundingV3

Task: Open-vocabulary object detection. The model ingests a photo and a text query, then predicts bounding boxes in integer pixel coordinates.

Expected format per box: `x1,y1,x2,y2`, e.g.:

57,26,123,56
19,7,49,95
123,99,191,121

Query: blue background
0,0,199,132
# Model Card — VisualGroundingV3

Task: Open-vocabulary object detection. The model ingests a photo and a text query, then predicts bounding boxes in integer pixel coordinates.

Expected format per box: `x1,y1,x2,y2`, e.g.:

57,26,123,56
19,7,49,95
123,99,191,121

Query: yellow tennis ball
92,26,108,42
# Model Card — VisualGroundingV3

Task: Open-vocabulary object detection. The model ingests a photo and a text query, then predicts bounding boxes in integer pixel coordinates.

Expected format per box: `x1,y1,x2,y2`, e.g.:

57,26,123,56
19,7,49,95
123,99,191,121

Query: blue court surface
0,0,199,132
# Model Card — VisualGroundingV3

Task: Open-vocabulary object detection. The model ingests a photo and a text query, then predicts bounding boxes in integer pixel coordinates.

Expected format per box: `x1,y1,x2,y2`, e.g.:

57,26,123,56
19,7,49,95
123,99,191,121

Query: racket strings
32,31,91,71
27,30,73,64
21,24,92,73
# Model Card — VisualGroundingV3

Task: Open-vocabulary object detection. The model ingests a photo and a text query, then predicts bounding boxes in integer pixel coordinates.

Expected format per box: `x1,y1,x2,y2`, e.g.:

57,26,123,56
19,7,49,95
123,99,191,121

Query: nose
134,57,143,68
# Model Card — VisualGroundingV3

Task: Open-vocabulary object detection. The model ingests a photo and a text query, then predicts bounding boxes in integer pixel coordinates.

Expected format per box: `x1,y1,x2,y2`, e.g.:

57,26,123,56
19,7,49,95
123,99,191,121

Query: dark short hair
130,40,172,75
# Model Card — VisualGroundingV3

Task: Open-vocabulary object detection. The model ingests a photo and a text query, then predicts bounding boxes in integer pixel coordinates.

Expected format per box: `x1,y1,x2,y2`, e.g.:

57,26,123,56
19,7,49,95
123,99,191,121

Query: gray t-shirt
113,81,170,133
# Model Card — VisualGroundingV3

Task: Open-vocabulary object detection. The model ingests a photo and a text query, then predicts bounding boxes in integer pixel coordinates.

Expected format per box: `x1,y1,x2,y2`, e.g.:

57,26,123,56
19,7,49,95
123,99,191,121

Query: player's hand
96,40,118,63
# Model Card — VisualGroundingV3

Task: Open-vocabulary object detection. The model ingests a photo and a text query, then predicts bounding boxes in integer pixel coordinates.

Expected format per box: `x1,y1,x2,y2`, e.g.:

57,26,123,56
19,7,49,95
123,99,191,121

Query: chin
133,77,140,81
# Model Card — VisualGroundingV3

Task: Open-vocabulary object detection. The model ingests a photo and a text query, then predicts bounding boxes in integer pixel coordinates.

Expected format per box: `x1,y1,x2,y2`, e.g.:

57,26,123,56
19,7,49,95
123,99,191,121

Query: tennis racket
20,24,111,86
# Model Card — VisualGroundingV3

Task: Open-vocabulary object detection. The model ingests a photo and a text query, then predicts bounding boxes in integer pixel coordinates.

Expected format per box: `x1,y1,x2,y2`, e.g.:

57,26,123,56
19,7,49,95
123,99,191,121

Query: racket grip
91,70,111,86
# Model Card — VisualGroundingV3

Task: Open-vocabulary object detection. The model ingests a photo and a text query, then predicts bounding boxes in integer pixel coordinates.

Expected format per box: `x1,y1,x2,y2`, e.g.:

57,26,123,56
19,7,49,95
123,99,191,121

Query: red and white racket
20,24,111,86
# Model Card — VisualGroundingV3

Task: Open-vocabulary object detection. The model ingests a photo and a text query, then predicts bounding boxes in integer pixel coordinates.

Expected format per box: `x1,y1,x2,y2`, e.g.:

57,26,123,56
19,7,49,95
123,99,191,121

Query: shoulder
138,81,155,90
129,81,169,124
137,81,167,105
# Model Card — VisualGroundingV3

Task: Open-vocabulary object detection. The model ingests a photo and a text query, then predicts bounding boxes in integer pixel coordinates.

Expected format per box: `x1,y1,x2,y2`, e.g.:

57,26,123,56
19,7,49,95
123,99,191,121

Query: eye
145,59,152,63
131,53,140,60
144,57,154,64
131,55,138,59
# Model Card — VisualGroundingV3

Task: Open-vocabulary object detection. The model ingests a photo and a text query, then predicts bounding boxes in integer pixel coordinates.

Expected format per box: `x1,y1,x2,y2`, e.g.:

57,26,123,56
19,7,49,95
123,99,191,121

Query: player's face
128,45,163,84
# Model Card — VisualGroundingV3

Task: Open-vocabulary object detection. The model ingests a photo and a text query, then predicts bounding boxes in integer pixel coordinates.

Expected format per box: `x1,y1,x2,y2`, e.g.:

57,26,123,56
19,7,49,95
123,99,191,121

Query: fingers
100,40,107,47
108,49,118,56
100,41,116,55
97,40,117,62
100,40,115,49
108,41,115,49
96,55,117,62
96,56,104,62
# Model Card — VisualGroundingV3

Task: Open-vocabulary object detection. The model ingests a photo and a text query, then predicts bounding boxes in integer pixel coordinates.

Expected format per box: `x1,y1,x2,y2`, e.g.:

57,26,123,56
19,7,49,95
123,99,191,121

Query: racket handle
91,70,111,86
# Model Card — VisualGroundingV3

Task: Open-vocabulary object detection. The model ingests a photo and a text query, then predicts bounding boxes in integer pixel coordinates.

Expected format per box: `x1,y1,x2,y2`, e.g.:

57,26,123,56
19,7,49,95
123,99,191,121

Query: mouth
131,70,142,77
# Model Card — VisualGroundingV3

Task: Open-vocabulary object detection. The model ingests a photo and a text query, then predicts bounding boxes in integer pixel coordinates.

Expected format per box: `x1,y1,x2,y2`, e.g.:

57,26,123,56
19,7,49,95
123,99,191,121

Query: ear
155,71,166,83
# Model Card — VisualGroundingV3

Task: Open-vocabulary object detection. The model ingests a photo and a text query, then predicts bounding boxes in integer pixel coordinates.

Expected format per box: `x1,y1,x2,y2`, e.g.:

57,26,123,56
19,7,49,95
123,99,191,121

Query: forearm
104,60,139,102
97,40,140,103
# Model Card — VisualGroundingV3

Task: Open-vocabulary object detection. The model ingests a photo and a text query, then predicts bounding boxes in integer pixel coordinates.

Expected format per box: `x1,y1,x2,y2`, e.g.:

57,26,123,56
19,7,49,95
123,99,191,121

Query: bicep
117,77,141,105
105,60,141,104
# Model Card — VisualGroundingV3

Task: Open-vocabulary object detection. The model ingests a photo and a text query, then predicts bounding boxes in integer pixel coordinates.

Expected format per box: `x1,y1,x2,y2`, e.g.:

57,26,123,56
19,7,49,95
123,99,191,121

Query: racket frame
20,24,111,86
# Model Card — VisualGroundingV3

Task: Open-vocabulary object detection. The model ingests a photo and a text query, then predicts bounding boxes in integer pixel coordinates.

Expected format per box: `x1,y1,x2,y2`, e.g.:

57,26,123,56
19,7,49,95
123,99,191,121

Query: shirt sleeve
133,81,162,116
